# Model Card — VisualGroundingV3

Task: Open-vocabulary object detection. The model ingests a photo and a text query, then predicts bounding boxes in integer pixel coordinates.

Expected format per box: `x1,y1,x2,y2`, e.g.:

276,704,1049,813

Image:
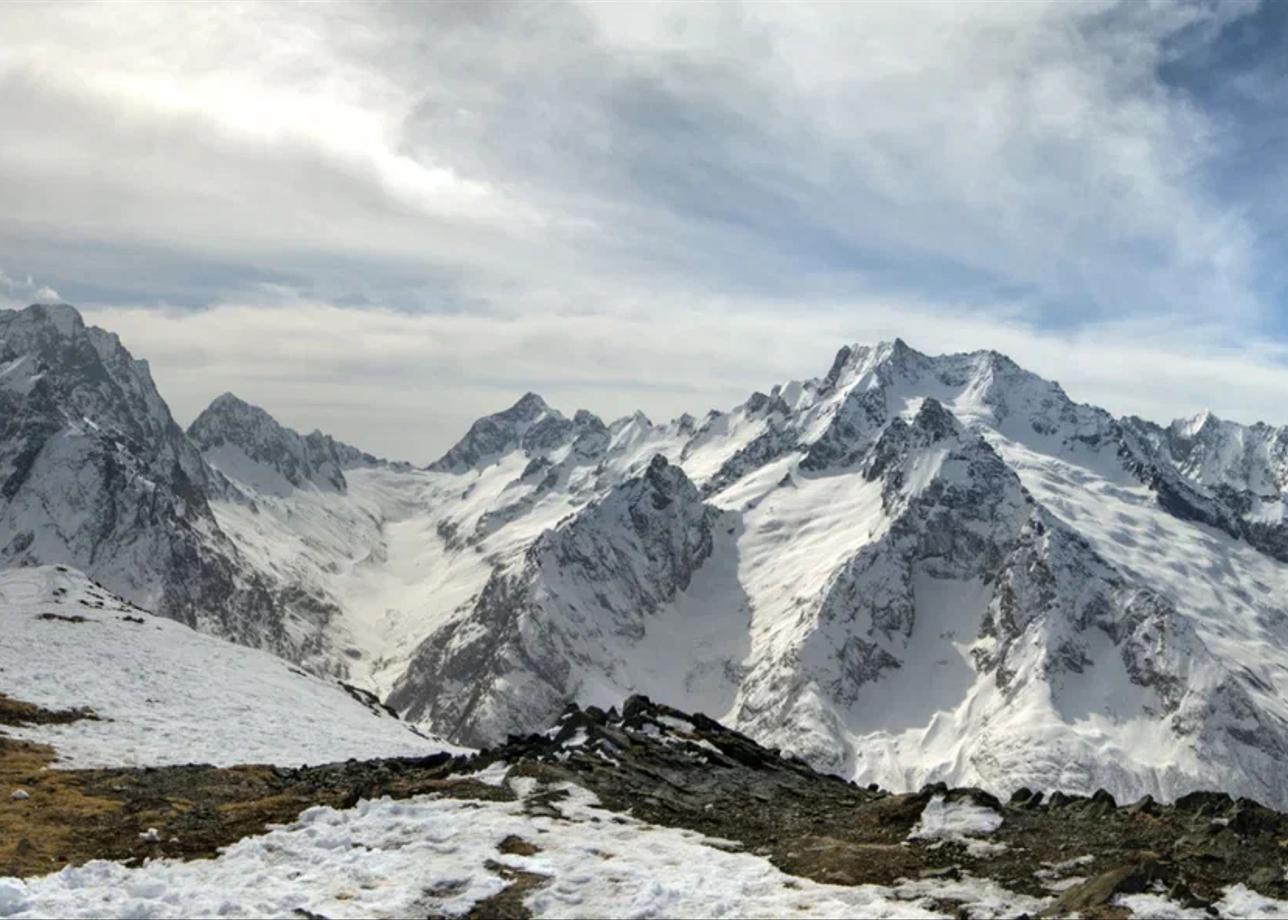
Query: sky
1,0,1286,463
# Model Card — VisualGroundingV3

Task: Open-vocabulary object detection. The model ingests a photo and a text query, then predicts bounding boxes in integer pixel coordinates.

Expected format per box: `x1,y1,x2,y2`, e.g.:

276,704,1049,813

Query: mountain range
5,301,1288,809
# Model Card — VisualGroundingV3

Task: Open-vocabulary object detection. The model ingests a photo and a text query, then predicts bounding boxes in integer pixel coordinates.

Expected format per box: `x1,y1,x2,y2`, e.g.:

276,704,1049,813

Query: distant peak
208,391,255,411
500,392,549,421
822,338,927,391
876,336,928,367
199,392,279,427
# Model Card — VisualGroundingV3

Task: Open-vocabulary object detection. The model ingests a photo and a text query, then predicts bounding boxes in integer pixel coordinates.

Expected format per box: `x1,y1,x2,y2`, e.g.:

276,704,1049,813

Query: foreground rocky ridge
472,697,1288,915
4,694,1288,918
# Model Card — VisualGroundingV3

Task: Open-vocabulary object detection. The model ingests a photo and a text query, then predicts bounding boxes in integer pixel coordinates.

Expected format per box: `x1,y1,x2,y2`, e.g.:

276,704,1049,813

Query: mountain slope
0,565,461,768
388,454,741,745
7,302,1288,810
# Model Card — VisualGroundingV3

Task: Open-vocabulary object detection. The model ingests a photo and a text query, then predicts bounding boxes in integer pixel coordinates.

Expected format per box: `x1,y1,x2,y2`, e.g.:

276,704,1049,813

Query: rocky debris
0,692,98,727
35,612,92,624
1039,855,1164,916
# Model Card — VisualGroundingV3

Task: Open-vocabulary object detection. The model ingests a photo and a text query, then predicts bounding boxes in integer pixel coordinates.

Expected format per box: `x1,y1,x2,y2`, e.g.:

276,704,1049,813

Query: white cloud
0,267,59,306
1,0,1280,454
0,2,1262,313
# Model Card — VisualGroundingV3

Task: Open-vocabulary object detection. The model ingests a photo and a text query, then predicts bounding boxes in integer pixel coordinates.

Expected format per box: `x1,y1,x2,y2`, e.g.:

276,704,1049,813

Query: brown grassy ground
0,691,499,878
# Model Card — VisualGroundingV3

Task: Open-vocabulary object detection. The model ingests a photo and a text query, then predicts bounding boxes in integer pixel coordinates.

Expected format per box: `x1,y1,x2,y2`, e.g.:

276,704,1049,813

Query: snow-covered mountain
189,393,349,495
7,302,1288,810
382,337,1288,808
188,392,405,497
0,304,364,671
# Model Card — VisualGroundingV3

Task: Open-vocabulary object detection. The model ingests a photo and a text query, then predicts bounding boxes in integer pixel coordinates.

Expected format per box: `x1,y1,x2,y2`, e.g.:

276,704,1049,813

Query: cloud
1,0,1282,452
0,2,1264,312
0,267,59,306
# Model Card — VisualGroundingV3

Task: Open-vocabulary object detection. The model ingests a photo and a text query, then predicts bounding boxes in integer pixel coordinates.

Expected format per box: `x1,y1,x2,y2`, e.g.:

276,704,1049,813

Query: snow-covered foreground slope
0,566,462,768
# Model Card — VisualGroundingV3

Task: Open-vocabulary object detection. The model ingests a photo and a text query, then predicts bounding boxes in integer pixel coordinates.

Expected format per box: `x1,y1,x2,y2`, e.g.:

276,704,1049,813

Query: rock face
0,305,249,632
1119,411,1288,563
10,301,1288,811
389,455,726,746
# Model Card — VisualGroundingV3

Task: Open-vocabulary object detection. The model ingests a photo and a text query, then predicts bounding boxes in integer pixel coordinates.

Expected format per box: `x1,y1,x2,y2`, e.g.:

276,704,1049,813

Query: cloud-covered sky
1,0,1285,461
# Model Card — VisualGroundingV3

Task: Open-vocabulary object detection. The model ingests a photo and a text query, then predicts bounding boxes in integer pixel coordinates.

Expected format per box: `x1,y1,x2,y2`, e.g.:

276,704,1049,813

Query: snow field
0,566,462,768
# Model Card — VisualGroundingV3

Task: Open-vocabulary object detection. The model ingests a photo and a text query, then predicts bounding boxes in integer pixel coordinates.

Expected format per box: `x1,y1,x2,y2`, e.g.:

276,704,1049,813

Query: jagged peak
203,391,265,415
822,338,932,391
428,392,567,472
189,393,285,440
614,451,705,515
502,391,550,420
609,409,653,434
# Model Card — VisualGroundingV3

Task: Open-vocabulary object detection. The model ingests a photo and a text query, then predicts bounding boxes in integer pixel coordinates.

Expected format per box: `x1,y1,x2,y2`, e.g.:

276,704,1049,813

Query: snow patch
908,795,1004,845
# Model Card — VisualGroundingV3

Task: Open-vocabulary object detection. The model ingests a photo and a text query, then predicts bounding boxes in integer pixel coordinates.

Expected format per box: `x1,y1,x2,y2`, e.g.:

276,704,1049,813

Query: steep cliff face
0,305,227,612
